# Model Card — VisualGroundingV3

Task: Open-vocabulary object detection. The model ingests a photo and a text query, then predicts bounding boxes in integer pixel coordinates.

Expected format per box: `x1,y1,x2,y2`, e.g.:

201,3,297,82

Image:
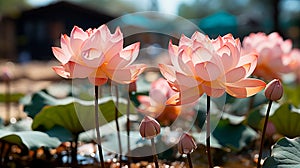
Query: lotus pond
1,24,300,168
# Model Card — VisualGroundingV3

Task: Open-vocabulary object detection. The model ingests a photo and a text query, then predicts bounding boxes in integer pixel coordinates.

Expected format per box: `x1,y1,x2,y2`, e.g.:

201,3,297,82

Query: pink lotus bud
178,132,197,154
264,79,283,101
1,68,12,81
139,116,161,139
129,81,137,93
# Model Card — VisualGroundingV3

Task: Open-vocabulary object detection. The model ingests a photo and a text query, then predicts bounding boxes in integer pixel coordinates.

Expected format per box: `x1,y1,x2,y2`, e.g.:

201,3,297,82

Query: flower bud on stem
139,116,161,167
257,79,283,168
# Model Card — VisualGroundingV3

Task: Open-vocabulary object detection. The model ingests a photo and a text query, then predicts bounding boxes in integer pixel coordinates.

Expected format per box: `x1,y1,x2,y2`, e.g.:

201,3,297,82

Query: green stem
71,134,79,167
5,80,10,125
114,85,123,163
187,153,193,168
95,86,105,168
206,95,213,168
151,138,159,168
257,100,273,168
248,95,255,112
127,93,131,167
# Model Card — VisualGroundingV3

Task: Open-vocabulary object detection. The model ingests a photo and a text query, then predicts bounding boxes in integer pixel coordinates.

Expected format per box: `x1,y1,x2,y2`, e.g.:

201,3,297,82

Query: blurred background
0,0,299,62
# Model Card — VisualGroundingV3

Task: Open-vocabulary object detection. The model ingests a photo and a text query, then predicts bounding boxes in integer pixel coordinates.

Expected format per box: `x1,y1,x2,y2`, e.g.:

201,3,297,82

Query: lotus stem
206,95,213,168
151,138,159,168
114,85,123,162
95,86,105,168
127,93,131,167
4,80,10,125
71,134,79,166
248,95,255,112
187,153,193,168
257,100,273,168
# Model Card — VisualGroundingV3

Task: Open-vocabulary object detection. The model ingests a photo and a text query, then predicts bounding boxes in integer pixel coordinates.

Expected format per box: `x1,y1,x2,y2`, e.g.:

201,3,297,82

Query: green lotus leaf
263,137,300,168
192,131,223,149
212,119,258,151
270,103,300,138
228,91,267,115
221,112,245,125
31,97,127,135
246,107,264,130
45,125,73,142
0,130,61,150
2,118,32,132
283,84,300,108
21,90,75,118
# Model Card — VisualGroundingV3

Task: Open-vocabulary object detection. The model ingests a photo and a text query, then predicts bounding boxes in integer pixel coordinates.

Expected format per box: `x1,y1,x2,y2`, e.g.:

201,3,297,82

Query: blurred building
0,1,114,62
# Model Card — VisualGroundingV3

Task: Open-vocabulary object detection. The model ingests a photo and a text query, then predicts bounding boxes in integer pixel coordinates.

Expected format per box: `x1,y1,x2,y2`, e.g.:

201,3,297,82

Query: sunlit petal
195,62,221,81
137,95,151,107
60,34,73,58
106,42,140,69
52,47,70,64
166,86,202,105
175,72,200,90
88,77,108,86
225,66,247,83
67,62,93,78
159,64,177,82
238,53,258,77
71,26,88,40
226,78,266,98
150,89,168,106
106,64,146,84
202,83,225,97
168,41,180,67
192,47,213,65
52,66,70,78
99,25,123,62
178,52,194,75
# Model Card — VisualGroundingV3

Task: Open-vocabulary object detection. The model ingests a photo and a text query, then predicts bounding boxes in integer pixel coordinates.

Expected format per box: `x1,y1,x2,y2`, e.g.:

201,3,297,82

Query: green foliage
229,91,267,115
270,103,300,138
193,114,258,151
284,84,300,108
32,98,126,135
0,93,24,102
46,126,73,142
245,101,280,131
0,0,30,15
263,137,300,168
246,108,264,130
21,90,75,118
0,130,61,151
212,119,258,151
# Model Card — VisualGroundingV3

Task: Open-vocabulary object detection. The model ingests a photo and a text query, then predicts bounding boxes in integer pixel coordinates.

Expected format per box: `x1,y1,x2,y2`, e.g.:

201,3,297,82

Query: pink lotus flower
159,32,266,105
52,25,146,85
137,78,182,125
242,32,295,81
289,48,300,83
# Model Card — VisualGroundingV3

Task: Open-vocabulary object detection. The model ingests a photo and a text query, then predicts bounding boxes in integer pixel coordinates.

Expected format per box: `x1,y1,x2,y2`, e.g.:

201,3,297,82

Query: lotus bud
1,68,12,81
129,81,137,93
264,79,283,101
139,116,160,139
178,132,197,154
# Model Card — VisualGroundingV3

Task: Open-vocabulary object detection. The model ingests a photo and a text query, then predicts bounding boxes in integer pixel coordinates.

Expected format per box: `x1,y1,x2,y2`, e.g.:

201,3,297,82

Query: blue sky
27,0,54,7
